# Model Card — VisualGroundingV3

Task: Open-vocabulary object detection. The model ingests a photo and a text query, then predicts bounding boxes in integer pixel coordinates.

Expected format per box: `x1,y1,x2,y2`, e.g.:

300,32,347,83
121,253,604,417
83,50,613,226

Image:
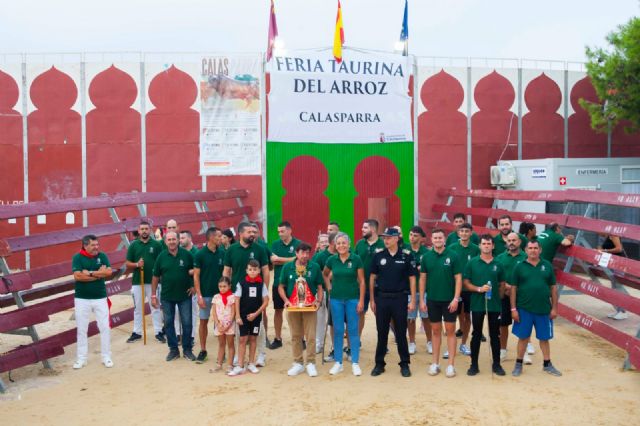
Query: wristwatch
89,271,93,277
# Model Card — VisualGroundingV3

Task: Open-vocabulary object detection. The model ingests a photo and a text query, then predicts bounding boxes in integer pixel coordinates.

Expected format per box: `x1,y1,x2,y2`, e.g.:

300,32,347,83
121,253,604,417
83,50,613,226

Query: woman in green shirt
323,232,365,376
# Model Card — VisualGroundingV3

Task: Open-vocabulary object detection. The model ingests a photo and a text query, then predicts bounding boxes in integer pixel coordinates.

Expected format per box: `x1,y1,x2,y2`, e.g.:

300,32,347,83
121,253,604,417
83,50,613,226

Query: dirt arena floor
1,288,639,426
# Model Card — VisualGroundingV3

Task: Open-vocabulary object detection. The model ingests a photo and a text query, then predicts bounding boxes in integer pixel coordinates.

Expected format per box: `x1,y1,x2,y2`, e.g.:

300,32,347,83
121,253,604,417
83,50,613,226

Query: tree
581,16,640,134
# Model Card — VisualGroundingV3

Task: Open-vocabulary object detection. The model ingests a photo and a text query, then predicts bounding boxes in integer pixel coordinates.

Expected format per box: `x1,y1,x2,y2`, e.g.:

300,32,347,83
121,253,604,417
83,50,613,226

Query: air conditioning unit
490,164,516,186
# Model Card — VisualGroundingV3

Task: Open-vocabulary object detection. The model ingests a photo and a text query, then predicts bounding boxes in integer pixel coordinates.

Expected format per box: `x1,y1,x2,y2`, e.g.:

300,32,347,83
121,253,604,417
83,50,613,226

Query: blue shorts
198,296,213,320
408,293,428,319
512,308,554,341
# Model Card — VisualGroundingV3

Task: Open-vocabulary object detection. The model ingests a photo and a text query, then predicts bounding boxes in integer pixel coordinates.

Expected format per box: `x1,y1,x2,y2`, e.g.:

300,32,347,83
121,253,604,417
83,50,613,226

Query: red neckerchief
220,290,233,307
79,248,97,258
245,274,263,283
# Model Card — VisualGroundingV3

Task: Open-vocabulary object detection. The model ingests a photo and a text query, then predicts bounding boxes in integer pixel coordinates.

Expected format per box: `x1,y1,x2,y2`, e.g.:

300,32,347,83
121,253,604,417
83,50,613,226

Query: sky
1,0,638,62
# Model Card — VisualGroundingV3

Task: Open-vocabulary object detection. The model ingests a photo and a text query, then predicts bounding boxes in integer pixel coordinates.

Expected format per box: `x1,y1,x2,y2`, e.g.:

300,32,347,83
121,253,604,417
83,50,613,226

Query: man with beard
223,222,270,367
151,231,196,361
493,215,528,256
354,219,384,338
446,213,480,246
125,221,165,343
496,232,529,363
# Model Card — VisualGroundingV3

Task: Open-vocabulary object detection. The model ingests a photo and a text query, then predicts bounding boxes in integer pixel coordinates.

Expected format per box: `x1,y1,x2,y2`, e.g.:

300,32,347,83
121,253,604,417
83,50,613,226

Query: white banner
199,55,262,175
267,48,412,143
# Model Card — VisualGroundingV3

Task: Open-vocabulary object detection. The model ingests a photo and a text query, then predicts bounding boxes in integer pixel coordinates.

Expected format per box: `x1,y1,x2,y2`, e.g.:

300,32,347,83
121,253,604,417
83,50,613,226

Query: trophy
287,263,317,311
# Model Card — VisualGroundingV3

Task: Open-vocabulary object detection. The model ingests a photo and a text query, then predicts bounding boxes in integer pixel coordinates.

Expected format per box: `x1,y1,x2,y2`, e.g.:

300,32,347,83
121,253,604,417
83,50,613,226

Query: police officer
369,227,417,377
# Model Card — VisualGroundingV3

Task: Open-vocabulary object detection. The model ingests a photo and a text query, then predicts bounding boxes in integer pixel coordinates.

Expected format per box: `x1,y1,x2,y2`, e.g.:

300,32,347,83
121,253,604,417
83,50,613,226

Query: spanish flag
333,0,345,63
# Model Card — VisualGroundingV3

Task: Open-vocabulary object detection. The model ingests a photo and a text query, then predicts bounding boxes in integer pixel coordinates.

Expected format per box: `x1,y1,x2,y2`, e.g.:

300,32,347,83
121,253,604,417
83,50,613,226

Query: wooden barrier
0,190,253,392
435,186,640,370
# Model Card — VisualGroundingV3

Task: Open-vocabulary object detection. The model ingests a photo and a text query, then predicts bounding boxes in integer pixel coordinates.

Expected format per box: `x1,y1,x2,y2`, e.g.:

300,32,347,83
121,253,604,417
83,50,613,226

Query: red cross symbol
559,176,567,186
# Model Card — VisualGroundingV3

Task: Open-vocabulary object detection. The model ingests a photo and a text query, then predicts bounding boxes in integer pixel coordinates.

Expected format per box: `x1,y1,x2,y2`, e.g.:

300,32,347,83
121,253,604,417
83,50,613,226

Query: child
211,276,236,372
228,259,269,376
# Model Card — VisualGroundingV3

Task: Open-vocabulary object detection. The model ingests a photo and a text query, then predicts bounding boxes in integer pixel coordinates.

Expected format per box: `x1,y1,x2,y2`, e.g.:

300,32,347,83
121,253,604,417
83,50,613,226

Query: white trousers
75,297,111,361
132,284,163,334
174,295,198,338
315,298,328,349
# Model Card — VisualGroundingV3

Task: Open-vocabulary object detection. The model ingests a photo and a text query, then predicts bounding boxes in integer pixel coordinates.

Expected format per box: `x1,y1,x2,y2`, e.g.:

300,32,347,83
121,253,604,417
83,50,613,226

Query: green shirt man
126,238,162,285
420,248,462,302
511,258,556,315
194,244,225,297
153,247,194,302
537,228,565,263
279,260,324,298
354,237,384,286
463,256,505,312
72,252,111,299
271,237,301,285
223,241,270,287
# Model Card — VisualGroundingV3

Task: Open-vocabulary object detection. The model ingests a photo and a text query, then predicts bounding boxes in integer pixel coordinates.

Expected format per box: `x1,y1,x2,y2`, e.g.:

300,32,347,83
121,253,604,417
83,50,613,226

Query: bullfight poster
199,54,262,175
267,48,412,143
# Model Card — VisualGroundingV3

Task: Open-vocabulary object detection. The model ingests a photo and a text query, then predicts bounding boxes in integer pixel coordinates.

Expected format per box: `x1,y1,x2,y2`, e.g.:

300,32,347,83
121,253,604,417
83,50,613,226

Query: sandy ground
1,287,639,426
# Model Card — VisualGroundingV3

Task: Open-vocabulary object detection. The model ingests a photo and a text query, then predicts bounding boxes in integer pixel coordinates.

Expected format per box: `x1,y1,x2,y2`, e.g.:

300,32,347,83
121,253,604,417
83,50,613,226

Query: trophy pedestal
286,305,319,312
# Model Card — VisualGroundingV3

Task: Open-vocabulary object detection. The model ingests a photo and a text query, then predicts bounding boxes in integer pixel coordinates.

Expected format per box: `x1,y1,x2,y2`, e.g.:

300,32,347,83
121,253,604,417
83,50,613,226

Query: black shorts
427,300,457,323
239,315,262,337
500,297,512,326
457,292,471,314
272,284,285,310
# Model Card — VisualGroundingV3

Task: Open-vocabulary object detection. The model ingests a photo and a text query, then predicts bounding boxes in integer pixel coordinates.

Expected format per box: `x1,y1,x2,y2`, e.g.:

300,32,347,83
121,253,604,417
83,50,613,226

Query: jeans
330,298,360,364
162,298,193,351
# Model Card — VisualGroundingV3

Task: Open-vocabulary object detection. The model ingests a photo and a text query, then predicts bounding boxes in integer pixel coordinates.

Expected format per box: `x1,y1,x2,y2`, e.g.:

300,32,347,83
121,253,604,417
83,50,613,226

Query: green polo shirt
354,237,384,284
463,256,505,312
126,238,162,285
194,245,225,297
72,252,110,299
446,231,480,247
495,250,526,284
271,237,301,284
511,258,556,315
537,230,564,262
448,242,480,288
153,247,194,302
279,260,323,297
188,245,198,256
493,233,528,256
312,248,333,271
223,242,270,287
420,248,461,302
404,243,429,266
325,253,363,300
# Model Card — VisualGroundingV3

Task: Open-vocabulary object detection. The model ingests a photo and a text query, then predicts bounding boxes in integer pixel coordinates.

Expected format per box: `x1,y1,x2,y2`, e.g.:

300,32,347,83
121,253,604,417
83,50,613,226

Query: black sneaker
492,364,506,376
481,334,487,342
155,332,166,343
455,329,463,338
400,365,411,377
371,365,385,376
467,365,480,376
195,350,208,364
344,347,351,355
269,338,283,350
127,332,142,343
323,349,335,362
166,349,180,361
183,349,196,361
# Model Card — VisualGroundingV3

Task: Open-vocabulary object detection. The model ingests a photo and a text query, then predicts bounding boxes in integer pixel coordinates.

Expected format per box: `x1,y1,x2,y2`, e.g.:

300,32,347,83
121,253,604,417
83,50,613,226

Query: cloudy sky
1,0,638,62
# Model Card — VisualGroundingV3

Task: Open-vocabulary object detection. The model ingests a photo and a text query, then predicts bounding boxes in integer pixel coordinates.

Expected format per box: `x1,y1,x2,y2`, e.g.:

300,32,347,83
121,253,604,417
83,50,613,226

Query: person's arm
151,275,159,308
510,285,519,323
223,266,232,279
369,272,377,315
322,266,332,292
550,285,558,320
271,254,295,266
604,235,624,254
408,275,416,311
91,265,112,279
194,267,205,308
419,272,427,312
257,287,270,315
235,288,243,325
499,280,506,299
211,298,221,329
261,265,270,288
357,268,365,313
316,286,324,306
561,234,575,247
449,273,462,313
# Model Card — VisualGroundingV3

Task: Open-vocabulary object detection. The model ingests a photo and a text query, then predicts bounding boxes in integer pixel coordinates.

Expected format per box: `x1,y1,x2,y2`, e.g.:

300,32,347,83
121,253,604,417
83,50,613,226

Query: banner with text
267,48,412,143
199,54,262,175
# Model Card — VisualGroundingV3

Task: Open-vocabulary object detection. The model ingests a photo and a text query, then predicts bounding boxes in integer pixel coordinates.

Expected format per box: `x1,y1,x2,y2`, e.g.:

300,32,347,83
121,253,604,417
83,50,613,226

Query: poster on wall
199,54,262,175
267,48,412,143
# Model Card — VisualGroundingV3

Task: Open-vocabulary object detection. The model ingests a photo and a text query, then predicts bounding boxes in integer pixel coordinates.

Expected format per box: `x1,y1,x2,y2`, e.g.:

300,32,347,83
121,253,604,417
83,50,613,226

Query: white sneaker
102,358,114,368
612,311,628,320
445,365,456,378
73,359,87,369
459,344,471,356
500,349,507,361
427,341,433,354
428,363,440,376
329,362,343,375
227,366,245,376
524,354,533,365
527,343,535,355
287,362,305,376
352,363,362,376
256,352,266,367
408,342,416,355
306,363,318,377
443,349,449,359
247,363,259,374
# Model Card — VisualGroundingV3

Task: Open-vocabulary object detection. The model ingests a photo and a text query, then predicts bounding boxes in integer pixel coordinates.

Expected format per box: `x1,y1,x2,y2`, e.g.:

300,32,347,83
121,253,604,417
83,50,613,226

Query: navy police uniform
370,243,416,368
